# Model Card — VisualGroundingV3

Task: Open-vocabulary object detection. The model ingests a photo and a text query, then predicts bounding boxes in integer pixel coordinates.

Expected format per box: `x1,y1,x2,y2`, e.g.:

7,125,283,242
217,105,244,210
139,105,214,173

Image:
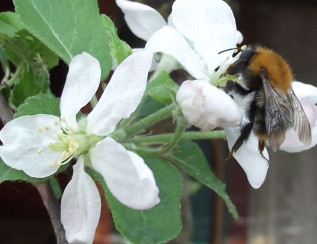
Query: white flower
0,51,159,244
176,80,242,131
117,0,242,82
280,81,317,152
224,92,269,189
224,81,317,188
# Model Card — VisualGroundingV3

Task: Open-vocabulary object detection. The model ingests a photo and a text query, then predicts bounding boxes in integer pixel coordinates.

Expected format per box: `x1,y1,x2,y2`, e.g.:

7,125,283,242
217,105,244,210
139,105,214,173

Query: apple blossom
117,0,242,82
0,51,160,243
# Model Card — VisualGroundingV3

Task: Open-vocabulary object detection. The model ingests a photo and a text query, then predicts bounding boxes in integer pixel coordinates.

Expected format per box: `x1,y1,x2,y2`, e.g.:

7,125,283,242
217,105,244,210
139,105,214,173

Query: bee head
226,48,256,75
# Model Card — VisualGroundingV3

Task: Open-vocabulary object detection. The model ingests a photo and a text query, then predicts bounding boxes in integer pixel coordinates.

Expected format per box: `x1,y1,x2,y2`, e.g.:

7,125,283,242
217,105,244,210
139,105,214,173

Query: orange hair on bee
248,46,293,92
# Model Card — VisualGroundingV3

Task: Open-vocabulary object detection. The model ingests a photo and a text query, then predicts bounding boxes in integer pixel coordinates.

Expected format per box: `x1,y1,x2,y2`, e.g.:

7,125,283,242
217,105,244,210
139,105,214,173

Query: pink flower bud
176,80,242,131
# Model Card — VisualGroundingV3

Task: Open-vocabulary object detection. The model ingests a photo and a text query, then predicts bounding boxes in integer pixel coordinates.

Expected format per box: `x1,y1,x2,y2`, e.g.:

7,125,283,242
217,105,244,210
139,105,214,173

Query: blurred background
0,0,317,243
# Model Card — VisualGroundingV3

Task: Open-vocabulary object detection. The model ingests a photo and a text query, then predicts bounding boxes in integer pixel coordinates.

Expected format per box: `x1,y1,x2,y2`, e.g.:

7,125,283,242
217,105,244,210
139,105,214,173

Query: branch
36,182,67,244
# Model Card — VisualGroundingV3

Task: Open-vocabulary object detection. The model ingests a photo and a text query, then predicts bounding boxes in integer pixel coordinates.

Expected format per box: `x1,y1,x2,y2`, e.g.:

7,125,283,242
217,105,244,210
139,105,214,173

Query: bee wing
260,69,293,151
287,87,312,145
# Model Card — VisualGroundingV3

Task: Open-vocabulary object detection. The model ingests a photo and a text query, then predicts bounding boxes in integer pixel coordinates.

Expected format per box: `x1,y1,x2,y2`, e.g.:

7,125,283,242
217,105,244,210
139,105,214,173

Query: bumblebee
224,46,312,156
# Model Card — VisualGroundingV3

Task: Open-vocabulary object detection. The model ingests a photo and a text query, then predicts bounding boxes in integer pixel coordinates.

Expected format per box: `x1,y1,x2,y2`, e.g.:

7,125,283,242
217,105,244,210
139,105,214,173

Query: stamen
37,148,43,155
62,151,70,160
50,161,56,167
44,125,50,130
57,130,63,138
38,127,43,133
54,119,59,126
56,161,62,166
65,125,72,134
61,117,66,122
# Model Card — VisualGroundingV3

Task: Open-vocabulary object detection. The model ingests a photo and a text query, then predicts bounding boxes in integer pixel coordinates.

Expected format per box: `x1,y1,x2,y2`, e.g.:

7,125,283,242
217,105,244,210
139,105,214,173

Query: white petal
146,26,207,79
116,0,167,41
279,81,317,152
292,81,317,102
225,127,269,189
90,137,160,209
61,157,101,244
236,30,243,44
281,99,317,152
0,115,62,178
176,80,242,131
87,51,152,136
60,52,101,131
171,0,238,72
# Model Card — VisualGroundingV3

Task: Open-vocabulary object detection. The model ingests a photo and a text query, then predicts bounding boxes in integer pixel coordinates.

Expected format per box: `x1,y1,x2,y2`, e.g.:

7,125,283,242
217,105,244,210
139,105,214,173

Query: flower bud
176,80,242,131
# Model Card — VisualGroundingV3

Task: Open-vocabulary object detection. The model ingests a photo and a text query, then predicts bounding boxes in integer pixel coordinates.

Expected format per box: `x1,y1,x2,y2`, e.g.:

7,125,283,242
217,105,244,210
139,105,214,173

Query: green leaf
90,157,183,244
134,95,165,119
14,94,60,118
102,14,131,66
0,12,24,38
146,71,179,103
10,66,49,108
0,12,58,69
13,0,111,79
171,140,238,219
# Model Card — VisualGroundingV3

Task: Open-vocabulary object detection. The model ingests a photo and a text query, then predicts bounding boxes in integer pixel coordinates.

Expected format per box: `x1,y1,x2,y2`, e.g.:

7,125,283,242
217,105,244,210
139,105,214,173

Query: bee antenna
218,45,247,55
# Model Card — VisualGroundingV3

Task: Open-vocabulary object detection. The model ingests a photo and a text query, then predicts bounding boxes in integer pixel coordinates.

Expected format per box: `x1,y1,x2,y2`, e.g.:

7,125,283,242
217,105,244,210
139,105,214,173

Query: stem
35,182,67,244
114,103,176,140
4,63,24,87
160,119,186,153
129,130,226,144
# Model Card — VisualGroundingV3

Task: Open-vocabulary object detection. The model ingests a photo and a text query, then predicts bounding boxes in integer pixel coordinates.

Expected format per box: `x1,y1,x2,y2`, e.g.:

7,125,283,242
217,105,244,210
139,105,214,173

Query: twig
36,182,67,244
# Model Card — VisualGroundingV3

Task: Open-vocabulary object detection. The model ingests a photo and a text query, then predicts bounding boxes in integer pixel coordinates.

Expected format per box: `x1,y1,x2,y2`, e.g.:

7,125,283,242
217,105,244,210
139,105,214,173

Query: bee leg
225,80,253,96
258,140,269,161
224,122,254,163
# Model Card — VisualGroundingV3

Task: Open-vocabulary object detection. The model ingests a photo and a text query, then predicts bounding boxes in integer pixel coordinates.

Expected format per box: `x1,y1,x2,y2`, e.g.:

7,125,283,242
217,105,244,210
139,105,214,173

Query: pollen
61,117,66,122
38,127,43,133
50,161,56,167
57,130,63,138
44,125,50,130
62,151,70,160
37,148,43,154
54,119,59,126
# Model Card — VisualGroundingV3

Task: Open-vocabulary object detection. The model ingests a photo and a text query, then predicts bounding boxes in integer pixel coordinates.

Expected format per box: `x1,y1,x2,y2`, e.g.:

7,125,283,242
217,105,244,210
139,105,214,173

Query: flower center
37,117,103,167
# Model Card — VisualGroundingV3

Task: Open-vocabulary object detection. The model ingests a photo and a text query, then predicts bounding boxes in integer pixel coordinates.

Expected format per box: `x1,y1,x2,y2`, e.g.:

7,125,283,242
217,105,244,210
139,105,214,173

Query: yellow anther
44,125,50,130
38,127,43,133
61,117,66,122
62,151,70,160
50,161,55,167
54,119,59,126
241,45,247,51
37,148,43,155
57,130,63,138
56,161,62,166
